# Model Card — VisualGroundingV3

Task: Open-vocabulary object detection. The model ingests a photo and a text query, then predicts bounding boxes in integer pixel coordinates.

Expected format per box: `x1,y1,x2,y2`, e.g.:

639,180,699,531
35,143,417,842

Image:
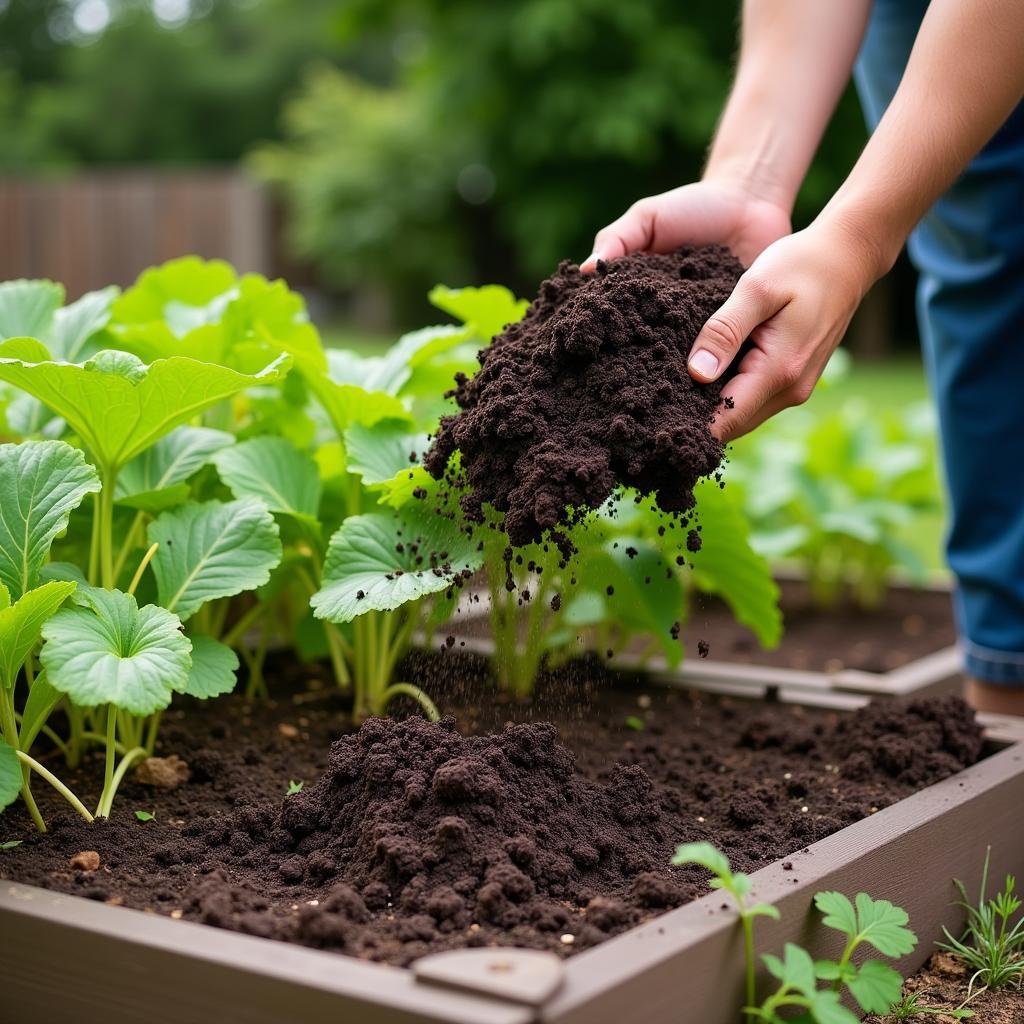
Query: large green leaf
312,505,483,623
116,426,234,511
49,286,118,361
0,440,101,600
428,284,528,341
689,480,782,649
148,498,282,621
180,634,238,699
0,280,63,340
345,420,430,487
0,345,290,471
113,257,238,326
40,589,191,716
212,436,321,521
0,581,77,688
0,739,20,811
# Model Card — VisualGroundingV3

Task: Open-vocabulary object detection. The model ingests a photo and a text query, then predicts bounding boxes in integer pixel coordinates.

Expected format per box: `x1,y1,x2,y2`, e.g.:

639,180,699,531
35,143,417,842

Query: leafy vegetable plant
673,842,917,1023
728,391,940,610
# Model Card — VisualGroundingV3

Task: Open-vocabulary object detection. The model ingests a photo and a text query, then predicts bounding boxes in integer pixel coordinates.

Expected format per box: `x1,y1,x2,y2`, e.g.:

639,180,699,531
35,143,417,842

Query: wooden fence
0,170,272,299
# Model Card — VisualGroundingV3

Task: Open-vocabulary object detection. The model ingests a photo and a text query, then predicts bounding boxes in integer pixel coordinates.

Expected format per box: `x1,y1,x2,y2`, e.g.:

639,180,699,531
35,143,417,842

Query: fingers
580,199,657,273
712,352,819,441
688,273,786,384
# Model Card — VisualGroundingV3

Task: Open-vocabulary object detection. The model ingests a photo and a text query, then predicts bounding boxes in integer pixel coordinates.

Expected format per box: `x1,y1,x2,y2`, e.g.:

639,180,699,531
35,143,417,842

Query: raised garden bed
3,662,1023,1024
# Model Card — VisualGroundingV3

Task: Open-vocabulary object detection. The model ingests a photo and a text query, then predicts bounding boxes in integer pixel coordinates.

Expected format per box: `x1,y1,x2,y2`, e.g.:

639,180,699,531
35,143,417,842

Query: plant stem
221,602,265,648
88,490,102,585
98,703,116,815
95,746,148,818
98,469,118,589
127,541,159,597
377,682,440,721
111,510,145,584
16,750,94,824
742,913,757,1018
80,731,127,755
143,712,162,756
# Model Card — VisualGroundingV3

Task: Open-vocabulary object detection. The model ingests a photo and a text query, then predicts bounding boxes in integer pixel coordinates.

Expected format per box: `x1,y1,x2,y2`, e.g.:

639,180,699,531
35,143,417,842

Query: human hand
686,217,885,441
580,179,792,272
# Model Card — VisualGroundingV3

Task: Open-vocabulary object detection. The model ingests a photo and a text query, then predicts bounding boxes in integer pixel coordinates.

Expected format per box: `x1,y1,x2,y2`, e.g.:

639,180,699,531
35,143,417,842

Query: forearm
822,0,1024,277
705,0,872,210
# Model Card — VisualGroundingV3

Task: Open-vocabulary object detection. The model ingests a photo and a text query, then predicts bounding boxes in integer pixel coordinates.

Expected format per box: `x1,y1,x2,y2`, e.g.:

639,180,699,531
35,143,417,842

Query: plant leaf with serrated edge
0,344,289,471
0,440,101,600
40,589,191,716
117,426,234,510
0,280,63,340
346,420,430,487
311,506,482,623
0,581,77,689
854,892,917,957
428,284,528,340
815,891,858,938
846,960,903,1014
0,740,20,811
148,498,282,621
179,634,238,699
212,436,321,521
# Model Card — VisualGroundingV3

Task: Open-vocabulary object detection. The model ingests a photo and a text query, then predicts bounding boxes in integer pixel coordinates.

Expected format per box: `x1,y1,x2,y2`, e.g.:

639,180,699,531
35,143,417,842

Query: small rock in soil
134,755,190,789
69,850,100,871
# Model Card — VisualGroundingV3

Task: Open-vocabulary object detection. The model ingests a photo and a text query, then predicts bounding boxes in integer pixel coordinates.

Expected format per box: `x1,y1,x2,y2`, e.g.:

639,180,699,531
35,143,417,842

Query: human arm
581,0,872,269
695,0,1024,440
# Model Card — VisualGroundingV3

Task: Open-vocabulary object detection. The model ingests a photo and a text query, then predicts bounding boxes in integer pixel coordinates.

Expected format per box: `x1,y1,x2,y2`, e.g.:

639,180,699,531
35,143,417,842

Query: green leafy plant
728,391,940,610
673,842,917,1023
286,780,304,795
937,848,1024,1001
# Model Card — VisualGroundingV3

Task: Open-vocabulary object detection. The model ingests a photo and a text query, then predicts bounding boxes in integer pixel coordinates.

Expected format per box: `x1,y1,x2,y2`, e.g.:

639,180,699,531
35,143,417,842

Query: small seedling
888,991,973,1020
624,715,645,731
134,810,155,822
673,842,916,1023
0,839,22,850
286,780,304,795
937,847,1024,1000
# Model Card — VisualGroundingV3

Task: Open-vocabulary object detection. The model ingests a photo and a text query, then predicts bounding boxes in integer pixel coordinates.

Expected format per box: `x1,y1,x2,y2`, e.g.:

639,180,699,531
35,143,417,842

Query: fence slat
0,170,271,297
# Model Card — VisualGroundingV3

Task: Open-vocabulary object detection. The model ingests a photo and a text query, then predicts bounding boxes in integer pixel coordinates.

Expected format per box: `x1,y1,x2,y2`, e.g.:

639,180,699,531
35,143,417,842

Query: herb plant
937,848,1024,1000
673,842,917,1023
887,991,973,1020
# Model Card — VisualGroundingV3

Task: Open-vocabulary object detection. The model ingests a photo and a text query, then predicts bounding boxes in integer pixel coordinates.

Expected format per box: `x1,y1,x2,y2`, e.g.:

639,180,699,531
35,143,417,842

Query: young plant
673,842,917,1024
937,848,1024,1000
887,991,973,1020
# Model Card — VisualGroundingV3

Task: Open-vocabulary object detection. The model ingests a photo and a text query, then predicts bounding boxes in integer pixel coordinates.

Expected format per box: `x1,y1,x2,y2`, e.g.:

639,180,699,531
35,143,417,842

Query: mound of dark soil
424,246,742,546
2,689,984,967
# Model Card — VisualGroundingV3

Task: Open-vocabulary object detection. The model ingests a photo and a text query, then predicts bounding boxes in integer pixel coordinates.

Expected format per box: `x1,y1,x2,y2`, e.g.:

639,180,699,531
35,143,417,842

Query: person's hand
581,179,792,272
686,216,885,441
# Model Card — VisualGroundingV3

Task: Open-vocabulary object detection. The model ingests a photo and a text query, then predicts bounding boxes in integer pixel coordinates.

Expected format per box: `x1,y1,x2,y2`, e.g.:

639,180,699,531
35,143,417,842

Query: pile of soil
424,246,742,546
1,671,984,968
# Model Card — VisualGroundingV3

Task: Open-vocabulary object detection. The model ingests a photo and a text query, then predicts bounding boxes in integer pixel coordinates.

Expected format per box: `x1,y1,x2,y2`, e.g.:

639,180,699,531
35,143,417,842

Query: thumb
687,274,779,383
581,200,656,273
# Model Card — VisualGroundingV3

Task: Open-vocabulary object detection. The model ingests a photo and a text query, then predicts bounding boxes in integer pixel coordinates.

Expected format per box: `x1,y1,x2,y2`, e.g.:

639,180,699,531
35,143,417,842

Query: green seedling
286,780,304,795
0,839,22,850
887,991,973,1020
134,810,155,822
673,842,916,1023
937,847,1024,1001
624,715,645,731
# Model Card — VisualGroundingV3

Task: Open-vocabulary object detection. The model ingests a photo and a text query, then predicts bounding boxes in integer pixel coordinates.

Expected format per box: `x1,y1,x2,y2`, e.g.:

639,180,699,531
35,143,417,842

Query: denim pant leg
855,0,1024,685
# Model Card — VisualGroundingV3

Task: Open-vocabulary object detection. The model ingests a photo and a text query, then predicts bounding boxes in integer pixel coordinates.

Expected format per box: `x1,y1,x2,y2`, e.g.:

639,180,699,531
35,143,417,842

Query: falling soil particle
2,687,983,968
134,755,190,789
424,246,742,547
697,640,710,659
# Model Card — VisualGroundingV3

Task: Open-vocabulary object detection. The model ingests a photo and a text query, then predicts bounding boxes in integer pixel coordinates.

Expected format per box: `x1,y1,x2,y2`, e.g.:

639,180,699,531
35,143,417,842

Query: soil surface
863,951,1024,1024
686,580,957,674
425,246,741,546
1,663,983,969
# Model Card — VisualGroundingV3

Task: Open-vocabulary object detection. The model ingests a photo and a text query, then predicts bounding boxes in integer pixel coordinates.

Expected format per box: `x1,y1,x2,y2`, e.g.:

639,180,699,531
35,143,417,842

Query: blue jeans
855,0,1024,684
